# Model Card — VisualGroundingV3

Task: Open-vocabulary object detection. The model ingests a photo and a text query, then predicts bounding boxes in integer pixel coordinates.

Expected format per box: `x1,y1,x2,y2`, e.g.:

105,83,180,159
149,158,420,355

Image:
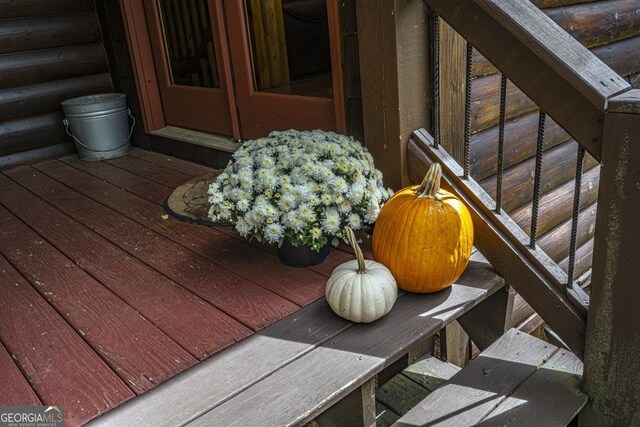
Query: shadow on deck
0,149,506,426
0,149,355,425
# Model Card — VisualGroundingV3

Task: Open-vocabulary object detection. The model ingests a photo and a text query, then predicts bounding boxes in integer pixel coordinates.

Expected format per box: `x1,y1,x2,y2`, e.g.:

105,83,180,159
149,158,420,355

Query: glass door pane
157,0,220,88
144,0,237,136
244,0,333,98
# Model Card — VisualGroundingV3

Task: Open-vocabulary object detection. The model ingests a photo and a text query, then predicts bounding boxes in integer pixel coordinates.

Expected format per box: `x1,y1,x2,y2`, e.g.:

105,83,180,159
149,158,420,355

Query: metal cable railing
529,110,546,249
429,11,593,315
432,11,440,149
495,74,507,213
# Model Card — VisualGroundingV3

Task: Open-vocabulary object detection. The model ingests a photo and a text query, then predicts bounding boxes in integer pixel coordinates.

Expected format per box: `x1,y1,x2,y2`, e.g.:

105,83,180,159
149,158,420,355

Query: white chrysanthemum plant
207,130,393,252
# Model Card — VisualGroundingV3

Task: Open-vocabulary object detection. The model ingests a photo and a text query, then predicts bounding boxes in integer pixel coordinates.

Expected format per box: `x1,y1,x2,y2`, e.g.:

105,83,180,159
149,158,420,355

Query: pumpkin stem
344,226,367,274
416,163,443,200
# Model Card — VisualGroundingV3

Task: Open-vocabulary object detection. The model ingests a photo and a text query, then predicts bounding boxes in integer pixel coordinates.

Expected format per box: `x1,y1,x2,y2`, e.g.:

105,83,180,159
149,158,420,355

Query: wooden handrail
421,0,631,161
408,2,640,421
409,130,587,358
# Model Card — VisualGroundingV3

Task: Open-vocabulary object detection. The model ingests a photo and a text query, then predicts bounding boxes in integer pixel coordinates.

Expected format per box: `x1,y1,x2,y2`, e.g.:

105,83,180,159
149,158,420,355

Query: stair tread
402,355,461,391
393,329,586,427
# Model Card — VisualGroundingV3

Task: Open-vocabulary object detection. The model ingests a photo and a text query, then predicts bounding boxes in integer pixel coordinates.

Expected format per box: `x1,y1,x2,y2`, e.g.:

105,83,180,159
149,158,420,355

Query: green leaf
331,237,339,247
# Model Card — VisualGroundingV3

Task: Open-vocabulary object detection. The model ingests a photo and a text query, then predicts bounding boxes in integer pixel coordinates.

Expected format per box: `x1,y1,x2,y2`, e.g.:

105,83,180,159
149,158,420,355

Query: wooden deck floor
0,149,356,426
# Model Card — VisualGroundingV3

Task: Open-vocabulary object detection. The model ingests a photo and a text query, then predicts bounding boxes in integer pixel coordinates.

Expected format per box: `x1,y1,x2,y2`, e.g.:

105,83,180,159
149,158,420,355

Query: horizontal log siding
0,13,102,55
467,0,639,222
0,2,113,169
472,1,640,77
459,0,638,324
0,0,95,19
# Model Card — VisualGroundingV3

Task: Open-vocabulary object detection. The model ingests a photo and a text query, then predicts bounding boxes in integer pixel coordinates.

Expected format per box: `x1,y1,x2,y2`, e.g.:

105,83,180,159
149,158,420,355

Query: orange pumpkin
372,163,473,293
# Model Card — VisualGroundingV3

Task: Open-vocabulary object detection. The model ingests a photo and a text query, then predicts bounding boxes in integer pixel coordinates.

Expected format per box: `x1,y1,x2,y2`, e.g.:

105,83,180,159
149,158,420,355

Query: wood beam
421,0,630,161
581,89,640,426
407,132,587,358
356,0,431,189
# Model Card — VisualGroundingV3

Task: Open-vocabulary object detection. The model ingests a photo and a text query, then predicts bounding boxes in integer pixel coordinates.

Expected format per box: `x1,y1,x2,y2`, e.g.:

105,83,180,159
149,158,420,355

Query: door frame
119,0,240,138
118,0,345,138
143,0,238,136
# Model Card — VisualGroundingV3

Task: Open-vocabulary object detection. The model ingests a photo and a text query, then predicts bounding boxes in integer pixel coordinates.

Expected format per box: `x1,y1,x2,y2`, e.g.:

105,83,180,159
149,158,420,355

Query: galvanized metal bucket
62,93,135,161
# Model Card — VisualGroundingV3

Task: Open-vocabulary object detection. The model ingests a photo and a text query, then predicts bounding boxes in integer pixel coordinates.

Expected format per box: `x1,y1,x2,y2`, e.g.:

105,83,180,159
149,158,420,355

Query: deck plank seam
104,157,192,186
474,347,561,425
184,294,427,426
51,158,325,309
0,205,194,396
176,320,361,426
0,321,44,404
0,173,219,362
0,204,168,392
48,156,312,308
61,154,359,268
23,162,298,331
127,148,215,177
0,251,140,397
63,154,360,263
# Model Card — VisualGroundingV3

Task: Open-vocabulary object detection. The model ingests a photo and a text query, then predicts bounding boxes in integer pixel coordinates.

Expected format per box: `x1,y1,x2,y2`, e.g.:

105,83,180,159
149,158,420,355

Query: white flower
236,199,250,212
298,203,316,222
209,192,224,204
284,210,306,233
322,208,341,235
348,213,362,229
310,227,323,240
338,200,352,214
330,177,349,194
321,193,333,206
278,194,296,211
264,223,284,244
236,217,252,236
207,130,390,248
365,202,381,223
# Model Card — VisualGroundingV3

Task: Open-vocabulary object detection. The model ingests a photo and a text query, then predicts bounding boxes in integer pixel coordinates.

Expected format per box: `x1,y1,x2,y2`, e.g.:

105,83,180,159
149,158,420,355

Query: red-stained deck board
0,204,197,394
0,254,134,426
0,341,41,406
58,156,328,306
96,152,366,278
128,148,216,177
61,153,355,280
0,174,251,360
6,165,298,331
106,154,192,188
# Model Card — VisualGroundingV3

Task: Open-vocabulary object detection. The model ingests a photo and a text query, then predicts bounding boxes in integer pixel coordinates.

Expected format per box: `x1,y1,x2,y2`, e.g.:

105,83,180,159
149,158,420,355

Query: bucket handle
63,109,136,152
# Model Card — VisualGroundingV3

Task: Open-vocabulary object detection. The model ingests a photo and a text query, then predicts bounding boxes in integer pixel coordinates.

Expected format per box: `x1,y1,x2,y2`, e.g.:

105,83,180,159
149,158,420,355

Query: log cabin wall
466,0,640,330
0,0,114,169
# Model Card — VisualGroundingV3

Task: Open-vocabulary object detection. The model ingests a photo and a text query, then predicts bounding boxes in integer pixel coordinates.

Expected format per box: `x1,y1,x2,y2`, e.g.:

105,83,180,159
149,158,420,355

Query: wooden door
223,0,344,139
144,0,237,136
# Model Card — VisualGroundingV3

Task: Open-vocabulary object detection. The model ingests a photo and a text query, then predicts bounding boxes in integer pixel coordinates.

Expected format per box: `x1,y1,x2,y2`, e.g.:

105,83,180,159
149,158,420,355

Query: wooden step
375,356,461,426
392,329,587,427
92,252,504,426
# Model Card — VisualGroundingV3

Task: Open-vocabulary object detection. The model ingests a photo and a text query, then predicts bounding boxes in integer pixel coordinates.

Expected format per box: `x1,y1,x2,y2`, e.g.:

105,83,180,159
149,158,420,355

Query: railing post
581,89,640,426
355,0,431,189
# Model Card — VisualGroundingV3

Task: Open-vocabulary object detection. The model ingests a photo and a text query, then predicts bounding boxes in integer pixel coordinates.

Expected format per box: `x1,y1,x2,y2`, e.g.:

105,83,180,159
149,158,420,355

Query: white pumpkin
326,227,398,323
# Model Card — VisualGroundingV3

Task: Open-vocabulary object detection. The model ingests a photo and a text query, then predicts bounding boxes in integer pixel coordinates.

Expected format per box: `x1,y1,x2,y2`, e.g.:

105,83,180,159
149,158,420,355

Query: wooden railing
408,1,640,423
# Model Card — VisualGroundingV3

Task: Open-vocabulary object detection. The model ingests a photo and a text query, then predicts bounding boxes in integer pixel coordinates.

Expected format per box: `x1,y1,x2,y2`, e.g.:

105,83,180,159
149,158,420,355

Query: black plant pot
278,239,330,267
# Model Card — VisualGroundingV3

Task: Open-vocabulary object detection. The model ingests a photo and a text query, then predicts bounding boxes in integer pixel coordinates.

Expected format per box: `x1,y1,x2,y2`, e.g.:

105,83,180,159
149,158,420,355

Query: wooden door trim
211,0,241,139
142,0,238,136
224,0,346,138
119,0,344,139
119,0,165,133
327,0,346,133
119,0,241,138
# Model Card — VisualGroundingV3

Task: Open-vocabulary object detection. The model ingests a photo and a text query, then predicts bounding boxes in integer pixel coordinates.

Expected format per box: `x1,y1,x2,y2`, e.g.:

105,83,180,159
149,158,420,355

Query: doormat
163,171,231,226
